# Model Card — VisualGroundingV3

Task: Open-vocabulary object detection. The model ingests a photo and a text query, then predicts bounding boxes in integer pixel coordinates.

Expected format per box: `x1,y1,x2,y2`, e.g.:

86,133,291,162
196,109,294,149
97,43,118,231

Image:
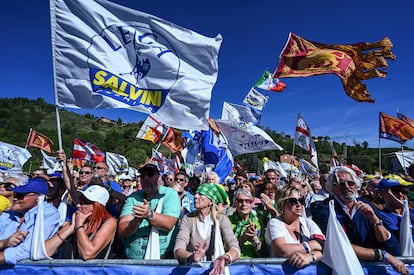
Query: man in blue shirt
0,177,60,264
311,166,408,274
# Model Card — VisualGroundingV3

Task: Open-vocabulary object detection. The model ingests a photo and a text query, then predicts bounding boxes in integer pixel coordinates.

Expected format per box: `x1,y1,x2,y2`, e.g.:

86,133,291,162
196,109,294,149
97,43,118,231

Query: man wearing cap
118,163,180,259
376,176,414,242
0,178,60,264
311,167,408,274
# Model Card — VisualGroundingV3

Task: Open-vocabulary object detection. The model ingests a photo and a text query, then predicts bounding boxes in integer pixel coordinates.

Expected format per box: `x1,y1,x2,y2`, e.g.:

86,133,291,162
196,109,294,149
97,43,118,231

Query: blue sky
1,0,413,149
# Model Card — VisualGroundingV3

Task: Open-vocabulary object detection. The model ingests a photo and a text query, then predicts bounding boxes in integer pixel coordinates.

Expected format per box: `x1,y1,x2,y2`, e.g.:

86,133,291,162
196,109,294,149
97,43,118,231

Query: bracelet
382,250,387,262
302,241,311,253
373,220,383,227
74,225,84,233
374,248,383,261
224,252,233,264
57,232,66,243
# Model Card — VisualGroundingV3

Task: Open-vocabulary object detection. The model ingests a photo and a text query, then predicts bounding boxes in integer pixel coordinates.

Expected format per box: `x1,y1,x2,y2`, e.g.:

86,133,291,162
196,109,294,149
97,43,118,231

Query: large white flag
50,0,222,130
215,120,282,156
221,102,257,124
106,152,129,175
0,141,31,172
295,114,318,168
322,200,364,275
400,200,414,256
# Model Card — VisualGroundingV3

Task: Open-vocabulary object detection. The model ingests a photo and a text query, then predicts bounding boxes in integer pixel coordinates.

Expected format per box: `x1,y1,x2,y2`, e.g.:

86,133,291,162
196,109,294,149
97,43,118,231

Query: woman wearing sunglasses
45,185,117,260
229,189,264,258
265,186,325,268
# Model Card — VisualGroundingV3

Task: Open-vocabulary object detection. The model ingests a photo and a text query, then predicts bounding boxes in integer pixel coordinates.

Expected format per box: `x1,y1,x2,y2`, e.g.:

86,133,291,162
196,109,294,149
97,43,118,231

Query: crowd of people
1,150,414,274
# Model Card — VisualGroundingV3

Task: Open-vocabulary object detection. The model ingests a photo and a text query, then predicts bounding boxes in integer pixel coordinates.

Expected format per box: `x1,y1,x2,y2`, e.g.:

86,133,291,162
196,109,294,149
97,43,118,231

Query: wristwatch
147,209,154,222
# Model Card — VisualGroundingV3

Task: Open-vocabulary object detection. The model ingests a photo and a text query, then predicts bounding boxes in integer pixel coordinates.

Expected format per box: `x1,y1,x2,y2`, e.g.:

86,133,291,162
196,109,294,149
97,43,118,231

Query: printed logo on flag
88,25,180,113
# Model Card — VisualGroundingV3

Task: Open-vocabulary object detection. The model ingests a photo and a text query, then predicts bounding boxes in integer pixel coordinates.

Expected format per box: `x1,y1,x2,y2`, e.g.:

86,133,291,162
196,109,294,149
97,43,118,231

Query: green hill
0,97,401,174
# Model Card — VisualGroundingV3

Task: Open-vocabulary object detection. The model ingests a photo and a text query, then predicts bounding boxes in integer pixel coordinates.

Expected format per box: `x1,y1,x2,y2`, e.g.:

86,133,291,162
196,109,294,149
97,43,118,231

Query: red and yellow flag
274,33,395,103
26,128,54,153
379,112,414,143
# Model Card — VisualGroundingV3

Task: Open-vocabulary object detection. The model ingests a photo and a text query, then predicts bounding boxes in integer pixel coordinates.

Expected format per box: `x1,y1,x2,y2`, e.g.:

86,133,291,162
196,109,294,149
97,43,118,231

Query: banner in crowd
0,141,31,171
72,138,105,163
295,114,318,168
215,120,282,156
50,0,222,130
26,128,54,154
274,32,395,103
221,101,257,124
379,112,414,143
106,152,129,174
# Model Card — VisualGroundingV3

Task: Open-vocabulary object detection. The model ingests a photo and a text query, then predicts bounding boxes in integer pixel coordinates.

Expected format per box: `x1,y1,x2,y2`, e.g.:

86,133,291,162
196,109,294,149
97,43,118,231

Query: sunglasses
286,197,306,206
236,198,253,204
175,178,185,182
333,180,356,187
0,182,13,189
141,171,158,178
14,193,37,200
79,171,92,175
94,166,106,170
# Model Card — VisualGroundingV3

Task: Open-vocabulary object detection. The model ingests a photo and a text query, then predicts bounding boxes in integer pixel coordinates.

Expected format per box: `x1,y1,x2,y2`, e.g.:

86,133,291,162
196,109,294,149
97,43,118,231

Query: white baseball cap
78,185,109,206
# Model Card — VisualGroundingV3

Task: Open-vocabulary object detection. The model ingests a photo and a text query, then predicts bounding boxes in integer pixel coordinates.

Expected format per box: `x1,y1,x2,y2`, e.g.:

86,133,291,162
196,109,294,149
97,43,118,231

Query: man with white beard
311,166,408,275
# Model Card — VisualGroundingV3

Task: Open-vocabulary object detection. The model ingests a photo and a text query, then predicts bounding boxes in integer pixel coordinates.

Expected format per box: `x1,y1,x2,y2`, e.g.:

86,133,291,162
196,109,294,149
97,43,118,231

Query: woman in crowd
237,180,261,210
174,183,240,275
45,185,117,260
265,186,325,267
256,181,279,226
229,189,264,258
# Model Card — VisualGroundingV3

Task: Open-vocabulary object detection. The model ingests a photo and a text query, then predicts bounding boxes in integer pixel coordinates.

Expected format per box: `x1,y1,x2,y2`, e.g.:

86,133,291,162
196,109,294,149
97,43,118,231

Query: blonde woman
265,186,325,268
174,183,240,275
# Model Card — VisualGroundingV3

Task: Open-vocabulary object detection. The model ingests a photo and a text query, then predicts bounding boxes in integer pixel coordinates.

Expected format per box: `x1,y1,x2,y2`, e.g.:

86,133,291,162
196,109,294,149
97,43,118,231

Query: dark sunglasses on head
390,186,408,195
286,197,305,205
79,171,91,175
236,198,253,204
333,180,356,187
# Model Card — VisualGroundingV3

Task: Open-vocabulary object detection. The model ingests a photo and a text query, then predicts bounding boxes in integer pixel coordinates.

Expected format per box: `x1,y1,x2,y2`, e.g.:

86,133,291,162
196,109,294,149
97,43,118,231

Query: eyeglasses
141,171,158,178
94,166,106,170
14,193,38,200
236,198,253,204
286,197,305,206
175,178,185,182
333,180,356,187
79,171,92,175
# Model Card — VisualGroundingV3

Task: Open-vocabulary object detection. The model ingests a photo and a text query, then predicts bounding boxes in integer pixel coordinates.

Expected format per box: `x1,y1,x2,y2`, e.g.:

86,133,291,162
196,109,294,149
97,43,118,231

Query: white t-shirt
265,216,324,257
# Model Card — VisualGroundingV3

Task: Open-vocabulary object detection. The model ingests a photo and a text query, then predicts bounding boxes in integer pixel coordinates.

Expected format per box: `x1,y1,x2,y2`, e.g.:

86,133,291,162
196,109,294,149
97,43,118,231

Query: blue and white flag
51,0,222,130
106,152,129,175
0,141,31,172
243,87,269,112
215,120,282,156
221,102,257,124
40,150,63,174
322,200,364,275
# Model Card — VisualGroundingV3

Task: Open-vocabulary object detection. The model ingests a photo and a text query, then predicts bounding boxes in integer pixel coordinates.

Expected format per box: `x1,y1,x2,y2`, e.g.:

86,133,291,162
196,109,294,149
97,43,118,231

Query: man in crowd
118,164,180,259
175,171,194,214
93,161,122,193
0,178,60,264
311,166,408,274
